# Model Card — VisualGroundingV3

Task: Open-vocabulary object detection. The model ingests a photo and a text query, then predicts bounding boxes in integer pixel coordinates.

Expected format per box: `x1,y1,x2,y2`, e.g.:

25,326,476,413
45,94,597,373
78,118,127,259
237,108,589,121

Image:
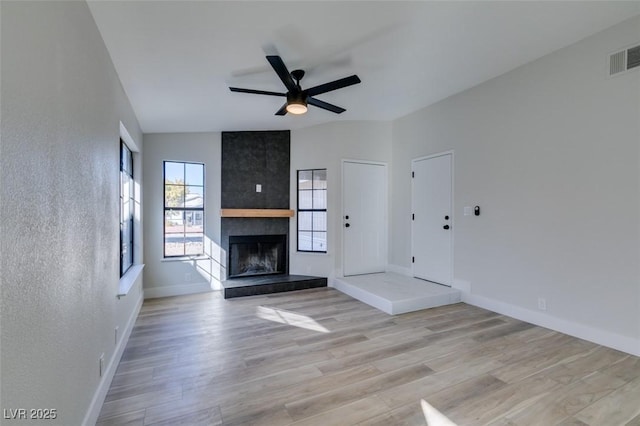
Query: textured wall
1,2,143,424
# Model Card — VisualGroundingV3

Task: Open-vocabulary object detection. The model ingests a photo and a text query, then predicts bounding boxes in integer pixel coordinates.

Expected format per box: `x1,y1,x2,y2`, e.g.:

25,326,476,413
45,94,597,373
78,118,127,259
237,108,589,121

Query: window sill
118,264,144,298
161,255,210,263
295,251,329,256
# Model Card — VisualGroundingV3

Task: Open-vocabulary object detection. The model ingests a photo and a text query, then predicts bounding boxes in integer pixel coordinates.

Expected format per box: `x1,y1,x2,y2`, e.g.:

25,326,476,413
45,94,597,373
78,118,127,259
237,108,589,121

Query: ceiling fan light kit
286,102,307,115
229,55,361,116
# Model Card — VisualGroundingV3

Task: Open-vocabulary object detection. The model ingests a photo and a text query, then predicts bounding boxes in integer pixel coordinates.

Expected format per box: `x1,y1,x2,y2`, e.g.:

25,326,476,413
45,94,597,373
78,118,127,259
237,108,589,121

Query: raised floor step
333,272,461,314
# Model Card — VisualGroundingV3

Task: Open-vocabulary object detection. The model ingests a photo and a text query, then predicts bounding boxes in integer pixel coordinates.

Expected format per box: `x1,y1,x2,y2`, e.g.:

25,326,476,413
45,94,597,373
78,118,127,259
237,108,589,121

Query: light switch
256,184,262,193
464,206,472,216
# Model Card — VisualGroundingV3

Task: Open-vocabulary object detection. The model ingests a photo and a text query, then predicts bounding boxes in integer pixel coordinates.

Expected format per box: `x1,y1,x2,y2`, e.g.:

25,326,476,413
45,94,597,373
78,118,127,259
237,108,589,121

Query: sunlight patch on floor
421,399,457,426
256,306,330,333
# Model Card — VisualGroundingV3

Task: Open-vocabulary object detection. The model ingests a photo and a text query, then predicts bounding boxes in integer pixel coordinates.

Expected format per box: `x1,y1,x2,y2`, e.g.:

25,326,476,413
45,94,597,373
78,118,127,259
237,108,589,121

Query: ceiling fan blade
306,75,361,97
266,55,296,91
229,87,286,97
307,97,346,114
275,103,288,116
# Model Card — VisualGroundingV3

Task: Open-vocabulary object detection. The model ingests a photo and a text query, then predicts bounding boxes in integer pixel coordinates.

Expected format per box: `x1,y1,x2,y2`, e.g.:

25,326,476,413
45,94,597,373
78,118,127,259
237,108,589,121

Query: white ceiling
87,1,640,134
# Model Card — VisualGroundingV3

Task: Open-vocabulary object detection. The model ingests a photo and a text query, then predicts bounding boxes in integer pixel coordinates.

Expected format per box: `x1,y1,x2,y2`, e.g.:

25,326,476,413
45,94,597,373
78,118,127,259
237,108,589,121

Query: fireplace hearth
228,234,286,278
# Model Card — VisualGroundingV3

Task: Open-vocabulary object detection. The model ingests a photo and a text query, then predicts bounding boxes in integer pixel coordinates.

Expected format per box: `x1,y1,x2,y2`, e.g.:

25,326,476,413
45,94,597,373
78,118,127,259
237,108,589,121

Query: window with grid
297,169,327,252
164,161,205,257
120,140,134,276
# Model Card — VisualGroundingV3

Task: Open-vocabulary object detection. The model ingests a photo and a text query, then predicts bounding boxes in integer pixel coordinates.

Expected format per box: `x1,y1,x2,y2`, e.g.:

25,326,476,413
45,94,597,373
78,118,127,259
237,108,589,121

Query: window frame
163,161,205,258
297,168,327,253
120,140,134,277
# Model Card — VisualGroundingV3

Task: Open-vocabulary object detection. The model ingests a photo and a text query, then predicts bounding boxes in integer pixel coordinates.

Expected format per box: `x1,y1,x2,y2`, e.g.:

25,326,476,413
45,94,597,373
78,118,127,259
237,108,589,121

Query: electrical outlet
115,326,119,345
99,354,104,377
537,297,547,311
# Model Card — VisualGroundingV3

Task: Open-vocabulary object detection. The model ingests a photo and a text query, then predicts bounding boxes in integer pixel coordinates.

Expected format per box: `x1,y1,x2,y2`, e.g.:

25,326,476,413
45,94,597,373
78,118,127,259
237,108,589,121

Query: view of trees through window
164,161,205,257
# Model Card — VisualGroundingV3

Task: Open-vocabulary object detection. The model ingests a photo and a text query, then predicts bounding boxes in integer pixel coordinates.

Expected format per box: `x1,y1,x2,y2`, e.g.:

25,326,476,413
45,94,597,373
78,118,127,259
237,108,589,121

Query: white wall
390,16,640,352
142,132,223,298
1,2,144,424
291,121,392,280
142,123,391,291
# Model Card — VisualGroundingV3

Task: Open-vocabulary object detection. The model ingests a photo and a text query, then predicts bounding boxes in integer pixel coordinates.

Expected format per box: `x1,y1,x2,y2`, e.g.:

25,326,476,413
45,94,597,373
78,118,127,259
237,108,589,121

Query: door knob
443,225,450,230
345,223,350,228
345,215,349,220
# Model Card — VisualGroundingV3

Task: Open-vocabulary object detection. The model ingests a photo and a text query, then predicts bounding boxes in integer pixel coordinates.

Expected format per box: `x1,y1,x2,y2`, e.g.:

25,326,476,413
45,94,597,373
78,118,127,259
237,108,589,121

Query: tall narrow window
297,169,327,252
120,140,134,276
164,161,205,257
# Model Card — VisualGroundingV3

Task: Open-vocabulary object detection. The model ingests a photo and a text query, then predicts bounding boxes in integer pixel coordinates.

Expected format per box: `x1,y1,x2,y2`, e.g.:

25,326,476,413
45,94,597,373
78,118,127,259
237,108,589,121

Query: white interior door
412,153,453,286
343,160,387,276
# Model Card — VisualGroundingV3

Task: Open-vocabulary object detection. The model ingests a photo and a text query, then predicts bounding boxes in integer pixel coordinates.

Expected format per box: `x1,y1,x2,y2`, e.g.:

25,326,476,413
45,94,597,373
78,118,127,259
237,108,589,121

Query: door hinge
412,256,415,263
412,171,414,178
412,213,415,220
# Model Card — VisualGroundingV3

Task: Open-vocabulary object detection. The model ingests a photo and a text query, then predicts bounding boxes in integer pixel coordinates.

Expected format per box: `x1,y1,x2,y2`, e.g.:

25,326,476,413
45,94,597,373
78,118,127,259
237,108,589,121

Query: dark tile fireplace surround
221,131,327,298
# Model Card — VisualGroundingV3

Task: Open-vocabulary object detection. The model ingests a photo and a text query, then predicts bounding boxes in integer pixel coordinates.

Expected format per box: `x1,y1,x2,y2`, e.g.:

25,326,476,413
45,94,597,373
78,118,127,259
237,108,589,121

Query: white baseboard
82,290,143,426
386,264,412,277
144,281,216,299
463,292,640,357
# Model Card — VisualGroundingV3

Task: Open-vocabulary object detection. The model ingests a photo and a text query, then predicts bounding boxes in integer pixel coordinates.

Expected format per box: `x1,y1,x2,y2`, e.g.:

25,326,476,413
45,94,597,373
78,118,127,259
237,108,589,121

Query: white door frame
411,150,454,285
341,159,388,277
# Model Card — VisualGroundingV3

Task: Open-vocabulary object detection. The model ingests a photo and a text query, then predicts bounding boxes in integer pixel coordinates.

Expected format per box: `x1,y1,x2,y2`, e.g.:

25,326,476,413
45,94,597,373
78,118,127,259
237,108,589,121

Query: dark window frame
120,140,134,276
297,168,327,253
163,161,205,258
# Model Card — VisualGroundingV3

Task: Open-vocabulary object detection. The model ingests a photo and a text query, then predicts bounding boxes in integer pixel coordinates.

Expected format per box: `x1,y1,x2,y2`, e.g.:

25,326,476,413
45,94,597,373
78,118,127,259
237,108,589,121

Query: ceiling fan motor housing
287,90,307,107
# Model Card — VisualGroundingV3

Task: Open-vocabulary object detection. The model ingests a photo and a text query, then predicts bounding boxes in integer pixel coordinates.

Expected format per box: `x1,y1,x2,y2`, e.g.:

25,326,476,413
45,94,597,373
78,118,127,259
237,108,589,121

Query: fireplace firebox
228,234,287,278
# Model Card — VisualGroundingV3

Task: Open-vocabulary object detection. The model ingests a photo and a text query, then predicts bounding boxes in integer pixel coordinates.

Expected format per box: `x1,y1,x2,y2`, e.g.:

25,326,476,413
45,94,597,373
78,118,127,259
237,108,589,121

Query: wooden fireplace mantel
220,209,295,218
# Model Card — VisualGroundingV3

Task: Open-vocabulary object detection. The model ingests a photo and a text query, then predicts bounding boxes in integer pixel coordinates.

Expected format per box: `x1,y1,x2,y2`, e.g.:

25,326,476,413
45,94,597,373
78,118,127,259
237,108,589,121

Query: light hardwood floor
97,288,640,425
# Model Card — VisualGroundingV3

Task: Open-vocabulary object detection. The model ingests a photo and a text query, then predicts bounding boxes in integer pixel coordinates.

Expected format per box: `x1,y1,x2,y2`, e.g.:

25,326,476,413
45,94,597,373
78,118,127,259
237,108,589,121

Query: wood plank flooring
97,288,640,425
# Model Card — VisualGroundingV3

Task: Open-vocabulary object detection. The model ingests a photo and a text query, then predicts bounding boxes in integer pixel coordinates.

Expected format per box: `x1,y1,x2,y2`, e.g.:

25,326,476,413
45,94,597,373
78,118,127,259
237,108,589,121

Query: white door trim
341,159,388,277
411,150,454,285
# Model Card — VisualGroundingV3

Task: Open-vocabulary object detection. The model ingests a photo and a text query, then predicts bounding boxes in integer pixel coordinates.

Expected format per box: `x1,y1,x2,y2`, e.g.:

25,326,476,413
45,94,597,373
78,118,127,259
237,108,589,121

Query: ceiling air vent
610,50,626,75
609,44,640,76
627,45,640,70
